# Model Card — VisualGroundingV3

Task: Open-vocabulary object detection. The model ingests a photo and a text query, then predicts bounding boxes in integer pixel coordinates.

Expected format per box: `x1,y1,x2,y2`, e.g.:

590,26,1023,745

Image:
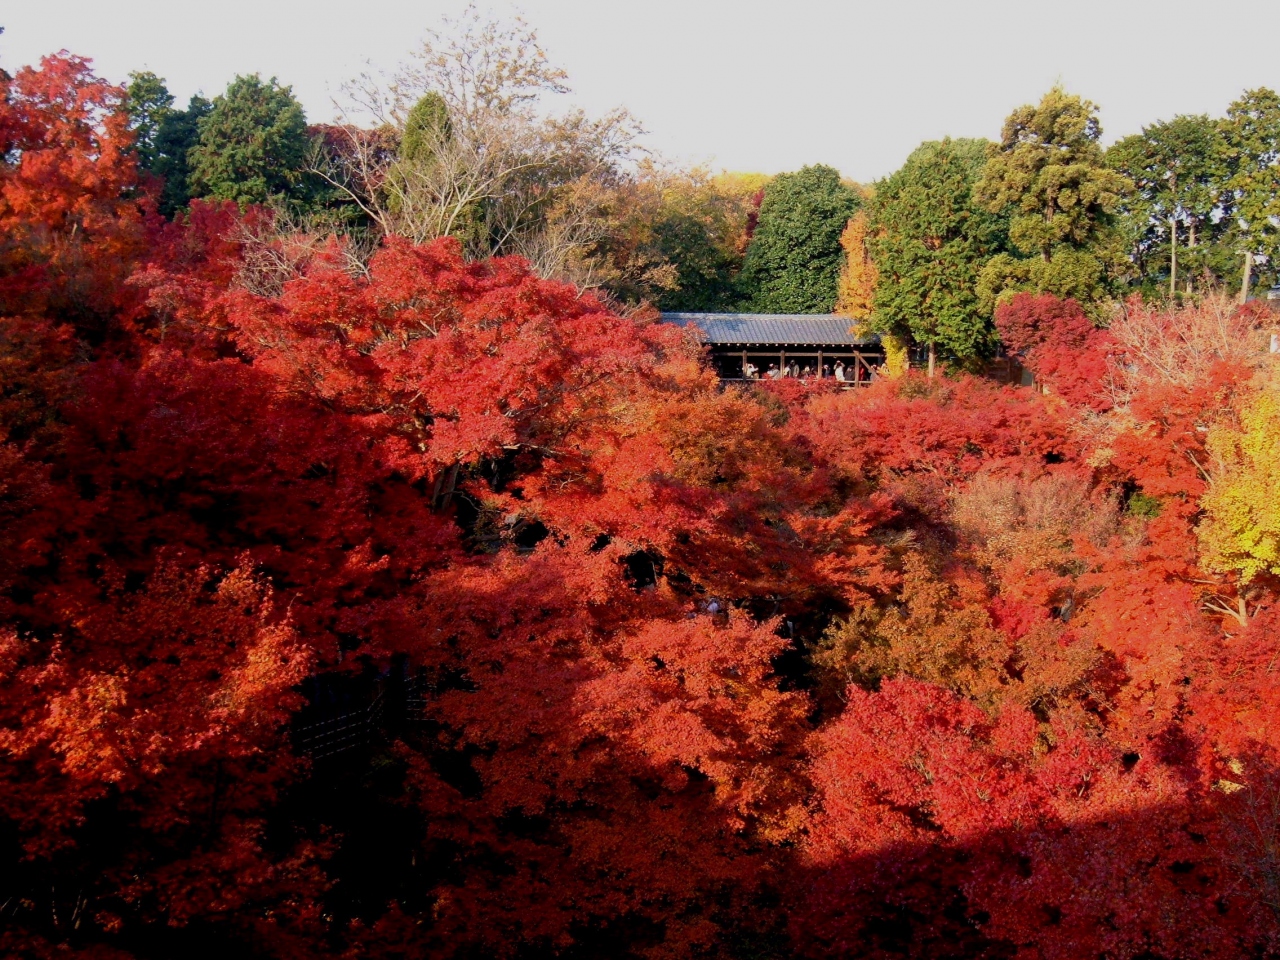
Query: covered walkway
663,312,884,384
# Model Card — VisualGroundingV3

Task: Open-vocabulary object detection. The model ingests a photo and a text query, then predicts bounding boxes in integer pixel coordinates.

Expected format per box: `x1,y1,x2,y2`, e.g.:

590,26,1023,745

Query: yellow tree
1199,378,1280,595
834,211,910,374
835,211,877,322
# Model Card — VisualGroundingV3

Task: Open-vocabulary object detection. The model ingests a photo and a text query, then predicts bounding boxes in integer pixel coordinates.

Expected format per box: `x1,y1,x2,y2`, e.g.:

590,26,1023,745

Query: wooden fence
293,671,430,761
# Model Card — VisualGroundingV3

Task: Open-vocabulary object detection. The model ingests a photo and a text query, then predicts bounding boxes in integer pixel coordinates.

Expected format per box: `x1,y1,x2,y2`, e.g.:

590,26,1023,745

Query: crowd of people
740,358,875,383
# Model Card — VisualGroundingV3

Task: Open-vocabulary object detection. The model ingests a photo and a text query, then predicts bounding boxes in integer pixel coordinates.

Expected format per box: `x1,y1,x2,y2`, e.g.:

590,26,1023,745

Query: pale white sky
3,0,1278,183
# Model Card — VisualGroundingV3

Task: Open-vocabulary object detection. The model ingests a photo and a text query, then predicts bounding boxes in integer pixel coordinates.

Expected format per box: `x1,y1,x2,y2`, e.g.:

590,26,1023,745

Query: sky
3,0,1279,183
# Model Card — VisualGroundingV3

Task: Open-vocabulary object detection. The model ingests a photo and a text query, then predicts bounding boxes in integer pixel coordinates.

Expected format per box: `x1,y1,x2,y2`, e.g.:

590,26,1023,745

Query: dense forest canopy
107,18,1280,336
90,8,1280,342
3,9,1280,960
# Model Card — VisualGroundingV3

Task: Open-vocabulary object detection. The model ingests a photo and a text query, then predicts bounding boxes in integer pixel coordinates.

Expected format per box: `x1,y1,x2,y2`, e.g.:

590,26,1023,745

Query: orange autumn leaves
3,52,1280,960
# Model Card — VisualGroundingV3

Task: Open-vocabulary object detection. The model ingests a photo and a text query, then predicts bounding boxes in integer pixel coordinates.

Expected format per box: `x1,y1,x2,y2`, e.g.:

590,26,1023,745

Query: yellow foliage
835,211,877,321
711,171,773,200
709,171,773,255
881,333,909,378
1199,381,1280,582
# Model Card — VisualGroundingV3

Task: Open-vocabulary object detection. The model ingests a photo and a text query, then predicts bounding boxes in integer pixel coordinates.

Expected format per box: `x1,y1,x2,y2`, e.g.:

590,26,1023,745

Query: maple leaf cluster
3,55,1280,960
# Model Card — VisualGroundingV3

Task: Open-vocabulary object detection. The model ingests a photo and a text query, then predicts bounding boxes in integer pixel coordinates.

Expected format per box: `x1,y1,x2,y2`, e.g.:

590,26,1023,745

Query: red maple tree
2,51,1279,960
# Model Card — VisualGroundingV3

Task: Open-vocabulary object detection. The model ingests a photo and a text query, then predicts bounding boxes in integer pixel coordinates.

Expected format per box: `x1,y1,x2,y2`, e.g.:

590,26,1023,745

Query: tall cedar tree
400,91,453,163
974,86,1131,313
122,70,174,171
738,164,860,312
1221,87,1280,292
385,92,454,216
866,138,1008,366
124,73,216,218
152,93,212,217
1107,114,1230,295
188,74,313,207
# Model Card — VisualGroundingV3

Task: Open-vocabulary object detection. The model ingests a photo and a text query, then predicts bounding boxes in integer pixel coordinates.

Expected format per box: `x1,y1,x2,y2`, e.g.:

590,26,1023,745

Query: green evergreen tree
188,74,312,207
1220,87,1280,293
123,71,175,171
647,173,764,312
867,138,1009,366
122,72,211,218
400,92,452,165
386,92,455,219
1107,115,1229,296
152,95,212,218
974,86,1131,313
737,164,860,312
653,210,741,311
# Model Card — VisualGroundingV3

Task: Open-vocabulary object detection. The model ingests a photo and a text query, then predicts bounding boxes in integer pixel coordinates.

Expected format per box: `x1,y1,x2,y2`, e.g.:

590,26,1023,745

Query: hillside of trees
109,11,1280,343
3,10,1280,960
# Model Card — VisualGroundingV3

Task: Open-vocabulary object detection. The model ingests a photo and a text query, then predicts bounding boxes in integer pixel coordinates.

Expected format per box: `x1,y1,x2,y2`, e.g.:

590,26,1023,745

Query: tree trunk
1188,220,1197,293
1241,251,1254,304
431,462,462,511
927,342,936,379
1169,217,1177,297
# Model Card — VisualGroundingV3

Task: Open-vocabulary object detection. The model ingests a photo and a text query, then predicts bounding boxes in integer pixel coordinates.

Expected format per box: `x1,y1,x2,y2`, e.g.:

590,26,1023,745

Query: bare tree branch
317,3,644,282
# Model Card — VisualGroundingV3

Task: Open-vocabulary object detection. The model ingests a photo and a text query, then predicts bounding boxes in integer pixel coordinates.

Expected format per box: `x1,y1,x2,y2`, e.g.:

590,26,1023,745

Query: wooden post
1240,251,1253,305
855,352,875,383
818,349,824,377
742,349,747,379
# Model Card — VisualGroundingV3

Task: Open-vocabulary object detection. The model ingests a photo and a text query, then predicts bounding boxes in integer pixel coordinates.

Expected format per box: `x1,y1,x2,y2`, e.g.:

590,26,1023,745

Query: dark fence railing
294,690,385,759
293,669,433,762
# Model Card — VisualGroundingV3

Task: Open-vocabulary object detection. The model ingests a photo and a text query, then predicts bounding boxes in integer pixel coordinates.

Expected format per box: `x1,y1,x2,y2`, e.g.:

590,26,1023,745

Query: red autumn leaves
2,53,1280,960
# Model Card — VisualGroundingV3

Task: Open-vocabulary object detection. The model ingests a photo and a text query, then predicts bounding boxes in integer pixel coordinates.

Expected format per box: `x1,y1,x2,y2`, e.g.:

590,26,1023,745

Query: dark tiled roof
662,313,879,346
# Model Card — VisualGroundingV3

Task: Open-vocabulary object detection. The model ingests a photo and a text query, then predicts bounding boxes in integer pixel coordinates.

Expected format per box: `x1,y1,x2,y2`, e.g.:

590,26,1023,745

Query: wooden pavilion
663,313,884,383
